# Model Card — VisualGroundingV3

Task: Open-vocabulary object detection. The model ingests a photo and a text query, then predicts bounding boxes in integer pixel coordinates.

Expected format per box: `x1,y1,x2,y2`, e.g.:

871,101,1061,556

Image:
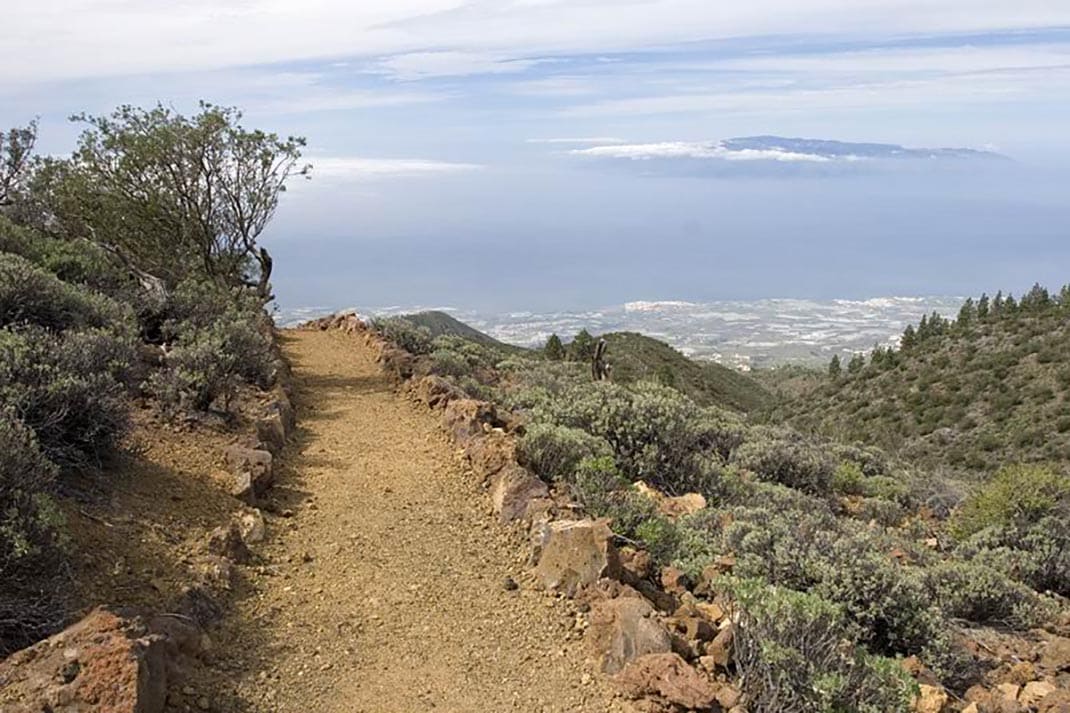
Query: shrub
568,456,657,538
732,428,835,494
832,461,865,495
518,423,612,482
0,253,132,332
813,536,940,656
924,561,1055,627
727,579,916,713
0,218,130,294
951,464,1070,540
149,315,273,413
372,316,432,355
0,411,66,655
0,410,63,575
957,517,1070,596
537,381,711,494
0,326,132,467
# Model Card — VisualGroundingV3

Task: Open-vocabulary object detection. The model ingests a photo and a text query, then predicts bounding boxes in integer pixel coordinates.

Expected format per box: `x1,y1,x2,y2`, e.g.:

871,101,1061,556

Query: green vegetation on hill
376,311,1070,706
601,331,773,413
775,285,1070,474
401,310,524,353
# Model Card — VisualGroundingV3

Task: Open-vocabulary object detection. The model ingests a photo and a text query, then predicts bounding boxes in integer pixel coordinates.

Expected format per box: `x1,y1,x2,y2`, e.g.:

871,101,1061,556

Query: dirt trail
208,329,630,713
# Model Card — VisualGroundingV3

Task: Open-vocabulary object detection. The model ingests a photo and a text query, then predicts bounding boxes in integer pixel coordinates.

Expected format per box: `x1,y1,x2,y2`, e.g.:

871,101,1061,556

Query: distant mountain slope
402,310,525,353
775,286,1070,474
603,332,773,413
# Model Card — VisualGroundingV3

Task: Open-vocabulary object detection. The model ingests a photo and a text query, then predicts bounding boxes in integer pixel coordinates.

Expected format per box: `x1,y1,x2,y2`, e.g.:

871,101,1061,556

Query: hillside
402,310,526,353
775,286,1070,474
603,331,773,412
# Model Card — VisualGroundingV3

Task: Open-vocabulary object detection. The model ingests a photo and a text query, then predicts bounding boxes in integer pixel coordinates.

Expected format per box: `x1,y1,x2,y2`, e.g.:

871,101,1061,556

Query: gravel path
205,328,631,713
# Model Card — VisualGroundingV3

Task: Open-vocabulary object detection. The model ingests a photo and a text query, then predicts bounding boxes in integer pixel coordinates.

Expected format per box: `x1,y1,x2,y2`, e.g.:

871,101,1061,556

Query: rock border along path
210,328,632,712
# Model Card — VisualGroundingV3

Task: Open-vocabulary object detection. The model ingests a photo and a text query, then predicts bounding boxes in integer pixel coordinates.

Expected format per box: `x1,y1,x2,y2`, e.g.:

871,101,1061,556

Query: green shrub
957,516,1070,596
924,561,1055,627
518,423,612,482
149,315,273,413
0,218,130,295
429,348,472,379
0,253,132,332
813,536,940,655
371,316,432,355
0,326,132,467
728,579,916,713
832,461,865,495
951,464,1070,540
568,456,657,538
0,411,66,655
732,428,835,494
536,381,711,494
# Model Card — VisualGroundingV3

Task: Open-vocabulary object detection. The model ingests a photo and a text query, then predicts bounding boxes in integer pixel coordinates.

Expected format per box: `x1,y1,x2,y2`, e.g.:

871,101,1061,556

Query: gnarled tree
0,120,38,210
59,103,309,298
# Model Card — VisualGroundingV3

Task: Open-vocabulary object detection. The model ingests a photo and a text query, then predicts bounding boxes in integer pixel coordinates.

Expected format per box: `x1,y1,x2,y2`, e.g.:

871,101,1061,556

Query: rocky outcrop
0,609,171,713
491,464,550,523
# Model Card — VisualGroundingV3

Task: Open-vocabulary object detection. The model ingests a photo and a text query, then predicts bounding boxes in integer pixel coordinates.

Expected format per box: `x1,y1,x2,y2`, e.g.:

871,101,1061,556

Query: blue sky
3,2,1070,312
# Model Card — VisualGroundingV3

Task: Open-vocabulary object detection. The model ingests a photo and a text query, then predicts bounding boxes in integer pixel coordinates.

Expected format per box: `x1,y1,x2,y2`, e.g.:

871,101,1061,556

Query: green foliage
924,561,1055,627
0,252,132,332
0,216,130,294
0,410,66,655
0,326,133,467
149,313,273,413
732,428,835,494
543,333,565,361
828,354,842,377
727,579,916,713
55,102,306,292
372,316,433,355
518,423,612,483
568,329,597,362
951,464,1070,540
831,461,864,495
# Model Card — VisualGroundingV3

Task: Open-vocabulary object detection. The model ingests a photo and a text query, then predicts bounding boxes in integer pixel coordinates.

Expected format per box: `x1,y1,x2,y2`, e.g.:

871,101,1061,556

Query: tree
977,293,990,320
543,334,565,361
956,297,975,330
828,354,842,378
0,120,37,210
847,352,865,374
569,329,597,362
900,324,917,352
58,103,309,298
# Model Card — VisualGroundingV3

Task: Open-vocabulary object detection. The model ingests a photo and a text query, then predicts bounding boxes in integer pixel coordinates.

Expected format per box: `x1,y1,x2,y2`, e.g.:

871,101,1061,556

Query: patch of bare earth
195,329,633,712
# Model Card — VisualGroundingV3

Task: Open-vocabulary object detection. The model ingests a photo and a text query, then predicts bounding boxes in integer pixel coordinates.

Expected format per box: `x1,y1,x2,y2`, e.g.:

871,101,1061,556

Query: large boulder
533,519,620,597
612,653,720,711
587,595,673,674
490,464,549,523
0,609,169,713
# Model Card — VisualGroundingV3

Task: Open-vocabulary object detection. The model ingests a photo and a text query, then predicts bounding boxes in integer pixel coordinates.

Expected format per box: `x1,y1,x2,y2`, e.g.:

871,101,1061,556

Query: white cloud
526,137,627,145
4,1,1070,85
310,157,483,181
571,142,834,162
374,51,548,80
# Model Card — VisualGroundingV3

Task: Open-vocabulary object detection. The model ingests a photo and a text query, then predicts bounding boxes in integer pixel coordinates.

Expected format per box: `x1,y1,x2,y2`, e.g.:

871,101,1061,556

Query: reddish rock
619,547,653,583
411,375,464,409
1042,636,1070,672
704,624,734,669
1021,682,1058,708
587,596,673,674
0,609,169,713
657,493,707,519
466,432,517,480
534,519,620,597
443,399,500,444
490,464,550,523
377,346,416,381
255,412,288,453
660,566,691,595
612,653,720,711
914,684,949,713
1039,689,1070,713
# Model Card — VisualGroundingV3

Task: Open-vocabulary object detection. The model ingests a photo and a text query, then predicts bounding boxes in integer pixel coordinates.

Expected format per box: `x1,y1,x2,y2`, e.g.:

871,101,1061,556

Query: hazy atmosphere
4,2,1070,314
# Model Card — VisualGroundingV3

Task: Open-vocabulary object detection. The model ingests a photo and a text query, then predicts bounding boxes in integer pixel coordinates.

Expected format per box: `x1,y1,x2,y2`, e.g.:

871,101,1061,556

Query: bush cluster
372,316,433,355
